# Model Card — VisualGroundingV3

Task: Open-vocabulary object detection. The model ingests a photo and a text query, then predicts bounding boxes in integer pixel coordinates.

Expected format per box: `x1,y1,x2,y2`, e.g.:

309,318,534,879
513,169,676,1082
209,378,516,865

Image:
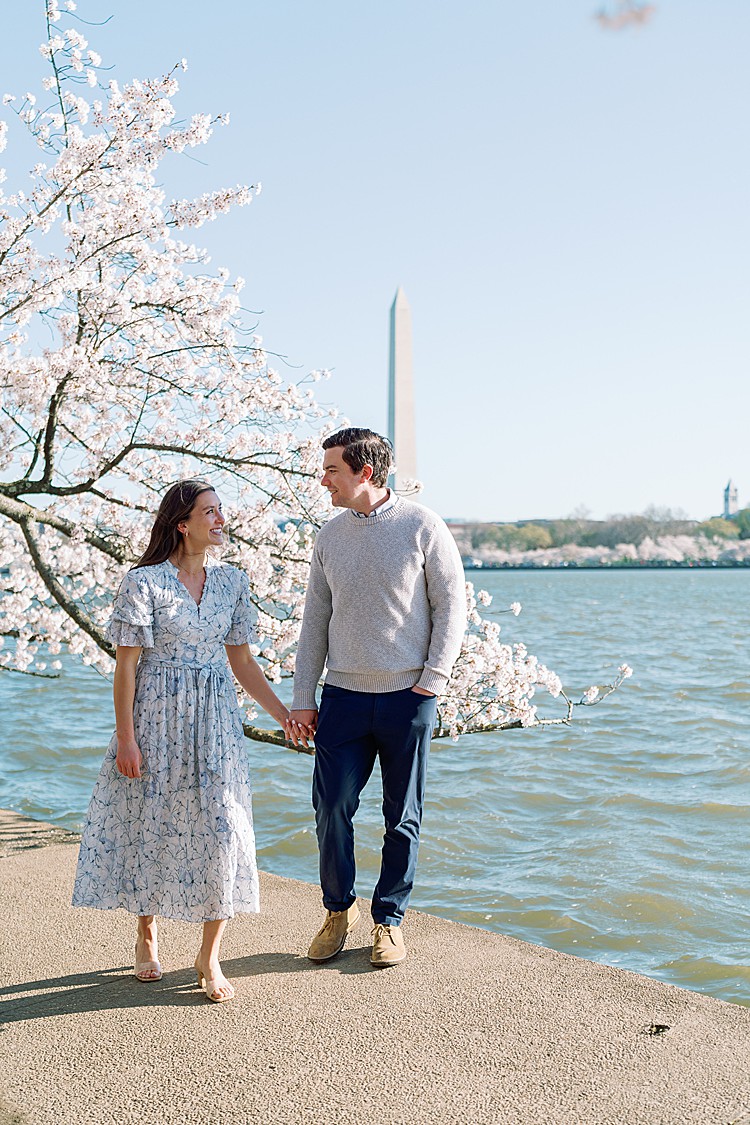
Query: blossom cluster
436,583,565,738
595,1,656,32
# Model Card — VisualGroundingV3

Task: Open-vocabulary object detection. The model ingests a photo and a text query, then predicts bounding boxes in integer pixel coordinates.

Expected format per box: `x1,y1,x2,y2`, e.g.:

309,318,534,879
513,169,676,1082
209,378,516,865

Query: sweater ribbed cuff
415,669,449,696
291,689,319,711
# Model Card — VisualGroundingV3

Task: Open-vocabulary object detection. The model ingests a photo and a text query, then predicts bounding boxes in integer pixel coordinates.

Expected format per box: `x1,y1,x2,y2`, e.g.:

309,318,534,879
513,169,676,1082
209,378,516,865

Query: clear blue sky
2,1,747,521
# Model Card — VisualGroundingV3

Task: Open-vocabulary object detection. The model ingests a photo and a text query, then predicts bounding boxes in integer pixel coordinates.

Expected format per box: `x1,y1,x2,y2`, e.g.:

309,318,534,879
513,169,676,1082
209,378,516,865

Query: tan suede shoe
307,903,360,962
370,923,406,967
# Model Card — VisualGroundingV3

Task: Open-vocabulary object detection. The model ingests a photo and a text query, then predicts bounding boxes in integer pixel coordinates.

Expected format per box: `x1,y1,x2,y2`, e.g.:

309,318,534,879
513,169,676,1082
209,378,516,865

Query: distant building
724,480,739,519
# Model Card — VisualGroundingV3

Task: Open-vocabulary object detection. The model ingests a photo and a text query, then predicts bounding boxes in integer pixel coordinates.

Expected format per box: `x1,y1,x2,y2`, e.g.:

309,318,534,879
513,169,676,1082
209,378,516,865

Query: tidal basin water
1,568,748,1005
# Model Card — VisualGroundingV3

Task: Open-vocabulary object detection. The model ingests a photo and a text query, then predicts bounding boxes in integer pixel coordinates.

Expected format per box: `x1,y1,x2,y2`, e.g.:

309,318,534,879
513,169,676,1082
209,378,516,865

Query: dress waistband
139,656,228,675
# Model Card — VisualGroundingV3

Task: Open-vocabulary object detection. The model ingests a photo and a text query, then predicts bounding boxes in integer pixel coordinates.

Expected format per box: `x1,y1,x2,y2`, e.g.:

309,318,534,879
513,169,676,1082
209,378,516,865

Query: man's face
320,446,368,508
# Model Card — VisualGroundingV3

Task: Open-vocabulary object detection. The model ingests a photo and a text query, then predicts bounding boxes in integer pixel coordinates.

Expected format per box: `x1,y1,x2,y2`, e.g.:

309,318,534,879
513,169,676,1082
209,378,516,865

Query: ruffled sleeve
224,570,257,646
106,569,155,649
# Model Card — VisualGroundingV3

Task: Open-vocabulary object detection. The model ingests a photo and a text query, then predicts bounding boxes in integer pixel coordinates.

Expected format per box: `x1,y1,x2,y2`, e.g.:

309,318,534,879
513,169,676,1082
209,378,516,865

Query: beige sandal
194,959,235,1003
134,943,162,982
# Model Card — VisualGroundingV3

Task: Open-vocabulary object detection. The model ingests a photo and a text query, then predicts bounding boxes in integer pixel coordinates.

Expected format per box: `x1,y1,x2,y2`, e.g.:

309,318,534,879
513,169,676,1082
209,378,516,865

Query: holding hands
287,709,317,749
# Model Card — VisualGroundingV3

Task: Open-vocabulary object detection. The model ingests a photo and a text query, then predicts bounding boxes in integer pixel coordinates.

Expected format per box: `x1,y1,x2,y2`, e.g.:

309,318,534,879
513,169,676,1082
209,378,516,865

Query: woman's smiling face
179,490,225,549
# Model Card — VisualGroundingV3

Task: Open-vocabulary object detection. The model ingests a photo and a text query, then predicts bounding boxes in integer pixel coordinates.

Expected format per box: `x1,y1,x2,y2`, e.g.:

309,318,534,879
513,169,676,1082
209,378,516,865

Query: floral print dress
72,560,260,922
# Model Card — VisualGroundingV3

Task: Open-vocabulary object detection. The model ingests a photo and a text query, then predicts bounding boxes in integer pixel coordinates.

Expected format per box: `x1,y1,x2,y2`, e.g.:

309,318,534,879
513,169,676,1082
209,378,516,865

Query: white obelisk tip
388,289,417,492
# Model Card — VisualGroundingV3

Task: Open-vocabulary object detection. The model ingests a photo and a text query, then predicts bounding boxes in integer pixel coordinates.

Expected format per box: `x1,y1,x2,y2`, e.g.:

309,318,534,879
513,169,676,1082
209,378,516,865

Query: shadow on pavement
0,945,381,1025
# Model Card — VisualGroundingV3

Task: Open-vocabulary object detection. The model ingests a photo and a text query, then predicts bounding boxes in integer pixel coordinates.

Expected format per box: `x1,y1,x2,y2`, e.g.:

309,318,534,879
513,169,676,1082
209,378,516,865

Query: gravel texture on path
1,809,749,1125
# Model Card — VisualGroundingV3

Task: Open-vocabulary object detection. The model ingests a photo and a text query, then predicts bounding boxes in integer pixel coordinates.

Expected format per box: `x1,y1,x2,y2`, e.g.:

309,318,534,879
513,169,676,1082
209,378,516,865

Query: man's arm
416,523,467,695
291,542,332,712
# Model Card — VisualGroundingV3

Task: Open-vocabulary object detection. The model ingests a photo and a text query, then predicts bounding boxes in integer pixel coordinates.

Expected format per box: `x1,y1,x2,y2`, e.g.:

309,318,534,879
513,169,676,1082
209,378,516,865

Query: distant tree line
468,508,750,553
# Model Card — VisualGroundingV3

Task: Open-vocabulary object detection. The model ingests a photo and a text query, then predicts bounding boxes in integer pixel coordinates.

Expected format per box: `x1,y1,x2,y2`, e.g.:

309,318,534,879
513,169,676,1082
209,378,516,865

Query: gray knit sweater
291,496,467,709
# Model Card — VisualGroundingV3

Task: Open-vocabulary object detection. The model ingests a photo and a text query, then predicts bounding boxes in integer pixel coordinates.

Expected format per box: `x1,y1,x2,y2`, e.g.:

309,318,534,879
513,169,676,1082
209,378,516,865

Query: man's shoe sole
370,952,407,968
307,936,347,963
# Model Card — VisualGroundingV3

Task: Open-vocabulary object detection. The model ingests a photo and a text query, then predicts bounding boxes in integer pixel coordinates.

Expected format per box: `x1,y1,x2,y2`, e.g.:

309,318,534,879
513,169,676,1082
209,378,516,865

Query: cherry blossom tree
0,2,629,751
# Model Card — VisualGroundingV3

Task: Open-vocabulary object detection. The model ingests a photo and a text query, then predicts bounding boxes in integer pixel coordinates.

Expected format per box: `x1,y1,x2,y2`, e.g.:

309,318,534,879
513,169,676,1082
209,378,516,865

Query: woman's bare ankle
136,916,158,954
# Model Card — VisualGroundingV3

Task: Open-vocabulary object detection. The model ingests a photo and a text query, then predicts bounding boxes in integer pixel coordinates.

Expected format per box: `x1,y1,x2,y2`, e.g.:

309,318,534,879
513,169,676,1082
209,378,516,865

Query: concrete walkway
1,809,749,1125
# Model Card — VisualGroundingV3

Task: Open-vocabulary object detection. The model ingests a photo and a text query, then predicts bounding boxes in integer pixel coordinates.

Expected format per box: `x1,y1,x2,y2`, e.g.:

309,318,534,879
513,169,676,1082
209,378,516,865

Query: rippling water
1,569,748,1005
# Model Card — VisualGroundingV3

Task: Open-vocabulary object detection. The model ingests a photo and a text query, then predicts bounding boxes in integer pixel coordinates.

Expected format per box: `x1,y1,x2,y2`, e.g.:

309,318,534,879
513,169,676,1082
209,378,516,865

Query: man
289,427,466,967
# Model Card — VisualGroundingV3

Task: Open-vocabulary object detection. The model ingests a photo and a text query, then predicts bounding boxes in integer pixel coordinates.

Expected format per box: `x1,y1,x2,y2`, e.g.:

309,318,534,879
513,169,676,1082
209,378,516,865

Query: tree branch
242,722,314,755
433,696,575,739
0,664,60,679
17,516,114,655
0,491,129,563
245,701,575,751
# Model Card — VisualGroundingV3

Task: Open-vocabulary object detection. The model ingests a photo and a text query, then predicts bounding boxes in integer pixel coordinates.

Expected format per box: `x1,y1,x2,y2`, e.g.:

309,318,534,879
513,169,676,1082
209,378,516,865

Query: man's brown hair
322,428,393,488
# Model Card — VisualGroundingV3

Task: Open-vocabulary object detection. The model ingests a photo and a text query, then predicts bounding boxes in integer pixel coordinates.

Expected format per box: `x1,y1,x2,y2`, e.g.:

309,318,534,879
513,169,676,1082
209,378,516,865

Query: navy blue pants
312,684,437,926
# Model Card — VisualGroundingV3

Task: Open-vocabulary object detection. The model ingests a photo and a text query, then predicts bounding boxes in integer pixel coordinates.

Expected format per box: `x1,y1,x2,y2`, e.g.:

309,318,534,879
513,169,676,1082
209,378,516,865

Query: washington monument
388,287,418,492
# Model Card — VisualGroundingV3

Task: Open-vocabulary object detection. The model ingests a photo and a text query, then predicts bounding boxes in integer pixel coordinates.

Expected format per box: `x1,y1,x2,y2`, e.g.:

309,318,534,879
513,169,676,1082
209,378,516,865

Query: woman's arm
113,645,143,778
226,644,290,733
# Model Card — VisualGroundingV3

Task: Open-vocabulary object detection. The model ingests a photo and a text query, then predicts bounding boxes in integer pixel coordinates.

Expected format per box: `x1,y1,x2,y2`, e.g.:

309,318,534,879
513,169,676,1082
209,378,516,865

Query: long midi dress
72,559,260,922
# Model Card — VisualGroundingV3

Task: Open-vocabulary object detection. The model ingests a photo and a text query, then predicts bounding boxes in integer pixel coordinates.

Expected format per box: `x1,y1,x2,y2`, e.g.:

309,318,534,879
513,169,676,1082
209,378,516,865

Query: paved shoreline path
1,809,749,1125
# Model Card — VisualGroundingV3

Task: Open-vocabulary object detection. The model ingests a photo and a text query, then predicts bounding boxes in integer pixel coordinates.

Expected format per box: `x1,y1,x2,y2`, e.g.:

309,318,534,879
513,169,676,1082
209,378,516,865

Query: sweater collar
348,491,401,522
351,489,399,519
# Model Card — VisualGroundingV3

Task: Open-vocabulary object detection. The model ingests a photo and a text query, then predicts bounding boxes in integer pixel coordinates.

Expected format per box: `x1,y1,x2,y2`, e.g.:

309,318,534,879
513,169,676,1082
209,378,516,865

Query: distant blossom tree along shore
0,2,630,744
452,510,750,569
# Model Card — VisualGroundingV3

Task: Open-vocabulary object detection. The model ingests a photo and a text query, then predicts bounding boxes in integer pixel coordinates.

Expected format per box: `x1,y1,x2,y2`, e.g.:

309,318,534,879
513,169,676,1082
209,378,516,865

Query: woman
72,479,290,1003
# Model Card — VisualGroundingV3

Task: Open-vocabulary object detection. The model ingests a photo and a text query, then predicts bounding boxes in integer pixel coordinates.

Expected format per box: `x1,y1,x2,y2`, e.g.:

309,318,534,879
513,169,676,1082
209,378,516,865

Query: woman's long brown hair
133,479,215,569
